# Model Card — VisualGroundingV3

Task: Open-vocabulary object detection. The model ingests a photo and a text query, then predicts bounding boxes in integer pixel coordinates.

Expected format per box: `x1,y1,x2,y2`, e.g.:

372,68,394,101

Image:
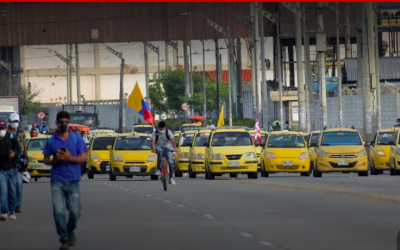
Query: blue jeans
16,171,23,209
156,147,174,179
0,168,18,214
51,180,81,243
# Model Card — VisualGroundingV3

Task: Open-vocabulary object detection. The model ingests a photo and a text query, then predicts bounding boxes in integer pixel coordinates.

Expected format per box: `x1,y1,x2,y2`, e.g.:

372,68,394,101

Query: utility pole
303,6,312,132
0,58,12,96
362,3,374,141
183,40,190,117
75,44,81,105
356,3,363,91
336,3,343,126
259,2,268,129
188,41,194,97
104,44,126,133
345,3,352,58
215,39,220,114
227,29,233,126
69,45,73,103
254,6,261,119
144,43,150,104
166,40,178,69
201,40,207,120
294,3,306,132
66,45,70,104
317,3,327,128
250,4,258,119
277,12,284,131
374,3,381,130
165,41,169,68
236,38,243,118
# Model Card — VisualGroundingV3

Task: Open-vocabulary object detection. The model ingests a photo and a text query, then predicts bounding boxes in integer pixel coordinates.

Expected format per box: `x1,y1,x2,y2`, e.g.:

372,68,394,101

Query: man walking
151,121,177,185
0,121,19,221
43,111,87,250
7,113,26,213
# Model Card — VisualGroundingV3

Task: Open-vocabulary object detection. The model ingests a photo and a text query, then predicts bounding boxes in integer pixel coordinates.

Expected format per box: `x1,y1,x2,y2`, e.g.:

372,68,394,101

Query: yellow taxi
188,129,211,178
313,127,368,177
174,130,197,177
173,131,181,148
307,130,321,172
388,129,400,175
369,128,396,175
261,131,310,177
26,136,51,181
107,133,158,181
249,129,268,169
132,124,154,134
181,123,202,132
205,127,258,179
87,129,115,140
87,134,117,179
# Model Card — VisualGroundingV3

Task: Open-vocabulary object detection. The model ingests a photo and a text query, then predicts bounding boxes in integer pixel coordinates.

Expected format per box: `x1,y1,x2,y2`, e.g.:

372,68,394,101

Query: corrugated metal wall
345,57,400,81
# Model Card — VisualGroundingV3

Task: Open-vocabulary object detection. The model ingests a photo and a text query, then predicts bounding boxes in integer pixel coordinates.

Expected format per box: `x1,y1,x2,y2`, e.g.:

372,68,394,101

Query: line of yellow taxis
26,123,400,181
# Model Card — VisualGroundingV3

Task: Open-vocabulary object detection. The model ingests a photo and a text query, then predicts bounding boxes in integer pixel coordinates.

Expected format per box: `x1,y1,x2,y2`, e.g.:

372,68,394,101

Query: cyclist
151,121,177,185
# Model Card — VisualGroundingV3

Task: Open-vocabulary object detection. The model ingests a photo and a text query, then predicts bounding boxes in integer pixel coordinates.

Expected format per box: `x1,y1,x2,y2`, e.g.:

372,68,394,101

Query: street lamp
180,12,233,126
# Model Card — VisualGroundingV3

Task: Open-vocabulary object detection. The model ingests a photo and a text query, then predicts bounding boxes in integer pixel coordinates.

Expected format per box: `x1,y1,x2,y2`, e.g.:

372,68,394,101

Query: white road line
146,194,153,197
204,214,215,220
177,204,185,208
259,241,274,247
125,189,130,191
191,209,199,213
164,200,172,203
156,197,161,200
240,232,254,238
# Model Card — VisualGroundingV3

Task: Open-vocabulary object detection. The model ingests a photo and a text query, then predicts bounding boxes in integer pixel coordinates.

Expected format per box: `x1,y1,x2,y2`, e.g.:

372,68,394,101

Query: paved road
1,173,399,250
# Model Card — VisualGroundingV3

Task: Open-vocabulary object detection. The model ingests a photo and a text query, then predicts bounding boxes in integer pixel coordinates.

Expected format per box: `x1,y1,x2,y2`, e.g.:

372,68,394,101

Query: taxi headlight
317,150,328,157
299,152,308,159
91,153,100,161
193,153,204,159
357,149,367,157
211,154,223,160
114,154,124,162
396,149,400,155
147,155,156,162
180,153,190,159
245,152,256,159
377,150,386,157
27,156,35,163
267,152,276,159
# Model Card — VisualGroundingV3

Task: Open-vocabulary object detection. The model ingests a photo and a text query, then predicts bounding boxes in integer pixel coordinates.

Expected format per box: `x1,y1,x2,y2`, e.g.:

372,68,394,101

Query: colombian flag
128,82,155,124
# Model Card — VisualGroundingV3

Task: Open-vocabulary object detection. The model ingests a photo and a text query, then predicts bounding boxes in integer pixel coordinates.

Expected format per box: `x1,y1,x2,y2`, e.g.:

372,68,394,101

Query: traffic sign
181,103,189,111
38,112,46,119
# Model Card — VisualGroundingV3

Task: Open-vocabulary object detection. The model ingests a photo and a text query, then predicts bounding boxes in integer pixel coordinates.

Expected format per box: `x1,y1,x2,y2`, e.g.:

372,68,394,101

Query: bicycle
160,156,169,191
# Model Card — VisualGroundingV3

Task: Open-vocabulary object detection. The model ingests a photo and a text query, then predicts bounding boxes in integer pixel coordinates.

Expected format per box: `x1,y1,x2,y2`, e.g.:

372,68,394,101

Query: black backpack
155,128,171,143
9,132,28,172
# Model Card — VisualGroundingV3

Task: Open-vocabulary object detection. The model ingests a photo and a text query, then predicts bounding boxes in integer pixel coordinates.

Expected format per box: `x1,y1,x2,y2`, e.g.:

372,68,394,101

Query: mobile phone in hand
61,148,67,152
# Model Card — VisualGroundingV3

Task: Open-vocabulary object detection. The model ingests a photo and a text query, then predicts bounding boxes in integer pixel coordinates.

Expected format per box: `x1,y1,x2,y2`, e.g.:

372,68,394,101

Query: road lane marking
204,214,215,220
177,204,185,208
191,209,199,213
241,232,254,238
259,241,274,247
164,200,172,203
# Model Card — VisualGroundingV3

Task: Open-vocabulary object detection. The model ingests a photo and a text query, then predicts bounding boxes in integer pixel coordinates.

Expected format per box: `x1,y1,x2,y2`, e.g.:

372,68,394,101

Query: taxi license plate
44,165,52,170
228,162,240,167
129,166,141,172
106,165,110,171
30,164,42,169
338,160,349,166
282,161,293,167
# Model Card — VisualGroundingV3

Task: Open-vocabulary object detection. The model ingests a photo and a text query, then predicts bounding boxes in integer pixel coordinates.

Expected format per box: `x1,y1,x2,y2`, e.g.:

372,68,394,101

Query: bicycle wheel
162,158,167,191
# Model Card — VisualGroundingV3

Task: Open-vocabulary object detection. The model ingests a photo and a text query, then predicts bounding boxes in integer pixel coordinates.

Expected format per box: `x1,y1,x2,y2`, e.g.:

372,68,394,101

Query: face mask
59,122,68,133
0,130,6,137
159,130,165,134
11,123,19,129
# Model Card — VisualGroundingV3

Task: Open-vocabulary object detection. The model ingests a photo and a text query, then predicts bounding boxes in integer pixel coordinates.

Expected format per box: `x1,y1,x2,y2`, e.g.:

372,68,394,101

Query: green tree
148,77,168,119
150,68,228,115
0,75,42,115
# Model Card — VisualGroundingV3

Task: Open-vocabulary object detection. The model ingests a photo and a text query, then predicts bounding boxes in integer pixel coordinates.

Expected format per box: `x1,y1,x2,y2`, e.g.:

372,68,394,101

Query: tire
175,163,183,177
301,171,310,177
205,162,209,180
162,162,167,191
261,162,269,177
313,163,322,178
251,172,258,179
151,175,159,181
358,171,369,177
390,167,395,176
34,177,38,182
394,167,400,176
126,175,133,178
310,162,314,174
370,161,379,175
87,170,94,179
188,163,197,179
230,173,238,178
109,173,116,181
206,162,215,180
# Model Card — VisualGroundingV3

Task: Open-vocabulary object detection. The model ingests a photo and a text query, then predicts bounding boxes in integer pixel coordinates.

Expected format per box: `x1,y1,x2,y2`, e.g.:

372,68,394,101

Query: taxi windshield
310,133,320,145
92,137,115,150
133,126,154,134
194,133,210,146
250,133,268,146
180,133,195,147
321,132,361,146
115,136,151,150
377,132,395,145
27,139,47,151
212,132,252,146
267,134,306,148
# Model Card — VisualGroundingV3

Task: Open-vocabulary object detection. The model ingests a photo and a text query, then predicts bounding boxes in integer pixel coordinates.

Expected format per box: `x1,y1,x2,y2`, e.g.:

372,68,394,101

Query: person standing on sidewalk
0,121,19,221
43,111,87,250
7,113,26,214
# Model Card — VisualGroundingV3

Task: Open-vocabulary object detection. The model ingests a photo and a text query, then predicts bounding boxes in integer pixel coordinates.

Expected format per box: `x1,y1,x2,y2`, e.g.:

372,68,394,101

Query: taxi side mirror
106,145,112,150
364,142,371,146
